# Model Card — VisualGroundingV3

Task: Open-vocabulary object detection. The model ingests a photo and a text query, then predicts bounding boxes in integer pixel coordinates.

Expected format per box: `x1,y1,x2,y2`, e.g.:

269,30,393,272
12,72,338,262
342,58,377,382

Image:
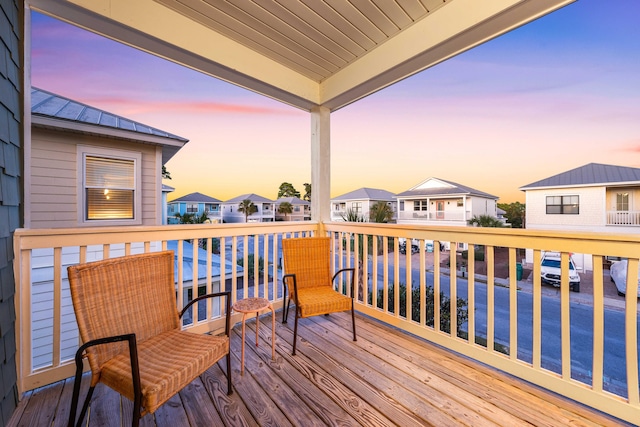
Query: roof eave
32,114,188,163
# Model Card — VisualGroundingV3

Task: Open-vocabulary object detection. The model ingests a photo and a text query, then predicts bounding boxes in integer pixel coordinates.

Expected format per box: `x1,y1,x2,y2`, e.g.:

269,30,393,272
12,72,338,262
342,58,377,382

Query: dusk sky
30,1,640,203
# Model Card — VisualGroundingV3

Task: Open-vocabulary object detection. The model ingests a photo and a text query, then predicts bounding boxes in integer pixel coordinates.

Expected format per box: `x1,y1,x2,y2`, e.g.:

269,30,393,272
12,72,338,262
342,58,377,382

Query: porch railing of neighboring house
607,210,640,226
13,222,640,424
398,211,471,221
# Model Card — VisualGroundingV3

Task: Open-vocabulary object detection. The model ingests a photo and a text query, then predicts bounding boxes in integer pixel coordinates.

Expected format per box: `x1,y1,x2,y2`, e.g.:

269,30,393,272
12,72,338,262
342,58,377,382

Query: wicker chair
66,251,232,427
281,237,356,355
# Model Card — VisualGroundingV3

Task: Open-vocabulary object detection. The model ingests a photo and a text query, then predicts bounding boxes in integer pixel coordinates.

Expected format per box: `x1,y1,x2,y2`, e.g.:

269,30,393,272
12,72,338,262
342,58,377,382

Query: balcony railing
12,222,640,424
607,210,640,225
398,210,471,221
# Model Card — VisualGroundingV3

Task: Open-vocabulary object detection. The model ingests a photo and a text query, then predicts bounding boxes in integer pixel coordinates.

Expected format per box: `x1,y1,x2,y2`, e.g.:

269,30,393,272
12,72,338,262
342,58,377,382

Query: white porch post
310,106,330,223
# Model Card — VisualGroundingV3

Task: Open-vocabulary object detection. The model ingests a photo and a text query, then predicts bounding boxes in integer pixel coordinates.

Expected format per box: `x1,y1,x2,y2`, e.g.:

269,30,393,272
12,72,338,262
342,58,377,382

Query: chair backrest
67,251,179,373
282,237,332,289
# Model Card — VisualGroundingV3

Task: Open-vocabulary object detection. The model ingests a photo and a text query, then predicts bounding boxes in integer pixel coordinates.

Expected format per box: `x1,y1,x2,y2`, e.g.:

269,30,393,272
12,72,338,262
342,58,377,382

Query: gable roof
275,197,310,206
332,187,396,201
396,177,498,199
31,87,188,163
520,163,640,190
224,193,274,203
170,192,222,203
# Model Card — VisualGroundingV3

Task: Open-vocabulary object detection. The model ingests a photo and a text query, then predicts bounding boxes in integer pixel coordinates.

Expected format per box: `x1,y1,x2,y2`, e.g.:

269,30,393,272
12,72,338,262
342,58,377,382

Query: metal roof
520,163,640,190
170,192,222,203
32,87,187,141
396,177,498,199
32,0,575,112
224,193,274,203
332,187,395,201
275,197,310,206
31,87,188,163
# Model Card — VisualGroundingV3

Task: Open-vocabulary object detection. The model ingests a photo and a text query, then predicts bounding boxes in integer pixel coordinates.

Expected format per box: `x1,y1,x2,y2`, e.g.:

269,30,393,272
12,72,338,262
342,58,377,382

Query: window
616,193,629,211
457,199,464,207
79,146,141,225
353,202,362,213
546,195,579,214
413,200,428,211
186,203,198,213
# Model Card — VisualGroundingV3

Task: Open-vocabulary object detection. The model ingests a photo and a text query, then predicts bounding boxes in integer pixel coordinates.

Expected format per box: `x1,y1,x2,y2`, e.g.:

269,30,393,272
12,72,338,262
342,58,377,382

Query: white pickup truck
540,252,580,292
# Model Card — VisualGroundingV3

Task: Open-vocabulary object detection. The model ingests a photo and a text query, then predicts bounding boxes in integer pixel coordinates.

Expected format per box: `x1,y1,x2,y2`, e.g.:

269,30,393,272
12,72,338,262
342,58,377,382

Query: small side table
232,297,276,374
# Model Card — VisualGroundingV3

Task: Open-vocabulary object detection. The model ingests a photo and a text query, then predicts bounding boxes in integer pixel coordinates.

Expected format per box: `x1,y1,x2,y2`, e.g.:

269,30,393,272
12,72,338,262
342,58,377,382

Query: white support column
310,106,330,223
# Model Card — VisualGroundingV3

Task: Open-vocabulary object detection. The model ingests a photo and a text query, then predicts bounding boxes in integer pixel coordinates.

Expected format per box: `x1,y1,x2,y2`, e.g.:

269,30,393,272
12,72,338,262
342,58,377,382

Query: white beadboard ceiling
30,0,575,111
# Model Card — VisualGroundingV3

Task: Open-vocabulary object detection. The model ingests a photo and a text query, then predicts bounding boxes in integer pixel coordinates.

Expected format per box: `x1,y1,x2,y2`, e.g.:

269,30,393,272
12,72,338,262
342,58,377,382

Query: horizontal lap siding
30,128,161,228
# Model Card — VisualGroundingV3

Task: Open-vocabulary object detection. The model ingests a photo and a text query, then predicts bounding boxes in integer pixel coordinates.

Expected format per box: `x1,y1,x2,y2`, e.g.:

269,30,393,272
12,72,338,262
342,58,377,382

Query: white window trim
77,145,142,226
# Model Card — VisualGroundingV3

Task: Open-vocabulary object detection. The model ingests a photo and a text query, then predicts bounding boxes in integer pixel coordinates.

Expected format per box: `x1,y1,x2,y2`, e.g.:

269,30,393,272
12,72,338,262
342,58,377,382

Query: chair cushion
297,286,353,318
100,329,229,414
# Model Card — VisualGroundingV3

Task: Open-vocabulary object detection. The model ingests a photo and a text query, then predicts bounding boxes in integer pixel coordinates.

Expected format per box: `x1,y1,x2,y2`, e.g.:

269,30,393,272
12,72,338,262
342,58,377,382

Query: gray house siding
0,0,22,425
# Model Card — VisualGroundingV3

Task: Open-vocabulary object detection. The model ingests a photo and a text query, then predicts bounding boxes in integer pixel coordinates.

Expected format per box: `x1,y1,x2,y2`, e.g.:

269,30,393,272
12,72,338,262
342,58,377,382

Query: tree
277,182,300,199
341,208,364,222
238,199,257,222
303,183,311,202
497,202,526,228
277,201,294,221
173,212,208,224
468,214,504,228
162,165,171,180
369,201,394,223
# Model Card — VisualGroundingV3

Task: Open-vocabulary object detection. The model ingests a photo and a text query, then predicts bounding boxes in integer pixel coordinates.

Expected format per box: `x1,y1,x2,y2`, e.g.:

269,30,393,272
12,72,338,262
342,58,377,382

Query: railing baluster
592,255,604,393
560,252,571,380
509,247,517,360
486,245,495,351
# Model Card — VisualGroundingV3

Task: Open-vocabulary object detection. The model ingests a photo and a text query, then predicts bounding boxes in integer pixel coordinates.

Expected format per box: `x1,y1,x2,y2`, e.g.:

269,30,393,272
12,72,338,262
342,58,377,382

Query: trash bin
516,262,523,280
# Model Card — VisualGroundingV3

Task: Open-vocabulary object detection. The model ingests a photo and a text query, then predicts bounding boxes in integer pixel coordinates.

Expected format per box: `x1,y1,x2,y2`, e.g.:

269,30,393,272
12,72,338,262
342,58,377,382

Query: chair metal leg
292,310,299,355
282,297,292,324
351,305,357,342
226,352,232,395
68,383,95,427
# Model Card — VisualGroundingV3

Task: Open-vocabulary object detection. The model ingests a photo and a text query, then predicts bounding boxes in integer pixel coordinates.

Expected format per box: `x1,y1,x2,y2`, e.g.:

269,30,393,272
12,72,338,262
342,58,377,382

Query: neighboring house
395,178,499,251
29,87,188,229
221,193,276,223
162,184,175,225
520,162,640,271
275,197,311,221
496,207,509,226
331,187,397,222
168,192,223,224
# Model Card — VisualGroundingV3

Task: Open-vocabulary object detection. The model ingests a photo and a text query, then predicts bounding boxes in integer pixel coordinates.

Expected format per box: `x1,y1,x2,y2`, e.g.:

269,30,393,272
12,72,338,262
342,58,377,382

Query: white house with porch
395,177,499,225
521,162,640,271
221,193,276,223
331,187,397,222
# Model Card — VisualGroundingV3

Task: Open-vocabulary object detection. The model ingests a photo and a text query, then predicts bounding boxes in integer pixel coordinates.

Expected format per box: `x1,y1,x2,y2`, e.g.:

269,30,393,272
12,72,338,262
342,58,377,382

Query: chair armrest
179,291,232,335
332,268,356,298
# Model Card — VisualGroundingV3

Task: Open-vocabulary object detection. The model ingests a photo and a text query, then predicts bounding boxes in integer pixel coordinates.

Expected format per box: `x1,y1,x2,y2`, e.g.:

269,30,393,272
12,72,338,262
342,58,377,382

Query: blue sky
31,0,640,202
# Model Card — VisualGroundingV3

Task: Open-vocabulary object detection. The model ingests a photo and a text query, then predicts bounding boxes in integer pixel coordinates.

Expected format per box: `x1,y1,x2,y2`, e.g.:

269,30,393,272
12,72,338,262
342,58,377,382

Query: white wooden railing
13,222,640,424
607,210,640,226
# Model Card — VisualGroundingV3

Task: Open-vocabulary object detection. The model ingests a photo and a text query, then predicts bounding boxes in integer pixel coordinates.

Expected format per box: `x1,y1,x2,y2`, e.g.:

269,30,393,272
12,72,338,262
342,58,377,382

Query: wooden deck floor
9,311,627,426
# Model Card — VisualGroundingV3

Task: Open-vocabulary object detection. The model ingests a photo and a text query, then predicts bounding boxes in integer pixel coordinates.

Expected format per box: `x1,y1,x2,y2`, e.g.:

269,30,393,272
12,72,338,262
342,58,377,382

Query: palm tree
468,214,504,228
369,201,394,223
238,199,257,223
278,201,293,221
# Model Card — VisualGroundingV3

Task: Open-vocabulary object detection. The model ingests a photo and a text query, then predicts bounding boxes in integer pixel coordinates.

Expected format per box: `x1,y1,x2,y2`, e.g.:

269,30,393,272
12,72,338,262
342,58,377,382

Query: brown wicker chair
66,251,232,427
281,237,356,355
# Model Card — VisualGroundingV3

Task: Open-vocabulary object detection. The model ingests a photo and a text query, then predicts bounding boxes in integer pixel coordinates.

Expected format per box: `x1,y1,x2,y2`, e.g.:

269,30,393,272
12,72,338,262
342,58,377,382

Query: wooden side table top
233,297,271,313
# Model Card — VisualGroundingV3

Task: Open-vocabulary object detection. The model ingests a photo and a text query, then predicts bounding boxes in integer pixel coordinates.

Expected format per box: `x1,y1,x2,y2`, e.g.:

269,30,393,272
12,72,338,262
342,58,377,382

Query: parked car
540,252,580,292
609,259,640,297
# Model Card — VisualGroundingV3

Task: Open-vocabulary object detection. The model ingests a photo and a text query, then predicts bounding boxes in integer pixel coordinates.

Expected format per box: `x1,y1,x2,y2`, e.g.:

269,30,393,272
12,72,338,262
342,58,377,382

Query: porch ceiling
31,0,575,111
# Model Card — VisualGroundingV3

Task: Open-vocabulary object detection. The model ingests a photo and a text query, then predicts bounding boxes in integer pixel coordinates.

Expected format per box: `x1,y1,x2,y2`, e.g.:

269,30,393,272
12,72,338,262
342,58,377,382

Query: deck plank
329,313,620,427
247,317,402,427
8,311,629,427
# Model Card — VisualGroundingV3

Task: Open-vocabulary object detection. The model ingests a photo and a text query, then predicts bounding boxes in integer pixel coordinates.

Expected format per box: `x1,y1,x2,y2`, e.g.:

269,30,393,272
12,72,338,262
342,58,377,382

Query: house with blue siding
168,192,223,223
